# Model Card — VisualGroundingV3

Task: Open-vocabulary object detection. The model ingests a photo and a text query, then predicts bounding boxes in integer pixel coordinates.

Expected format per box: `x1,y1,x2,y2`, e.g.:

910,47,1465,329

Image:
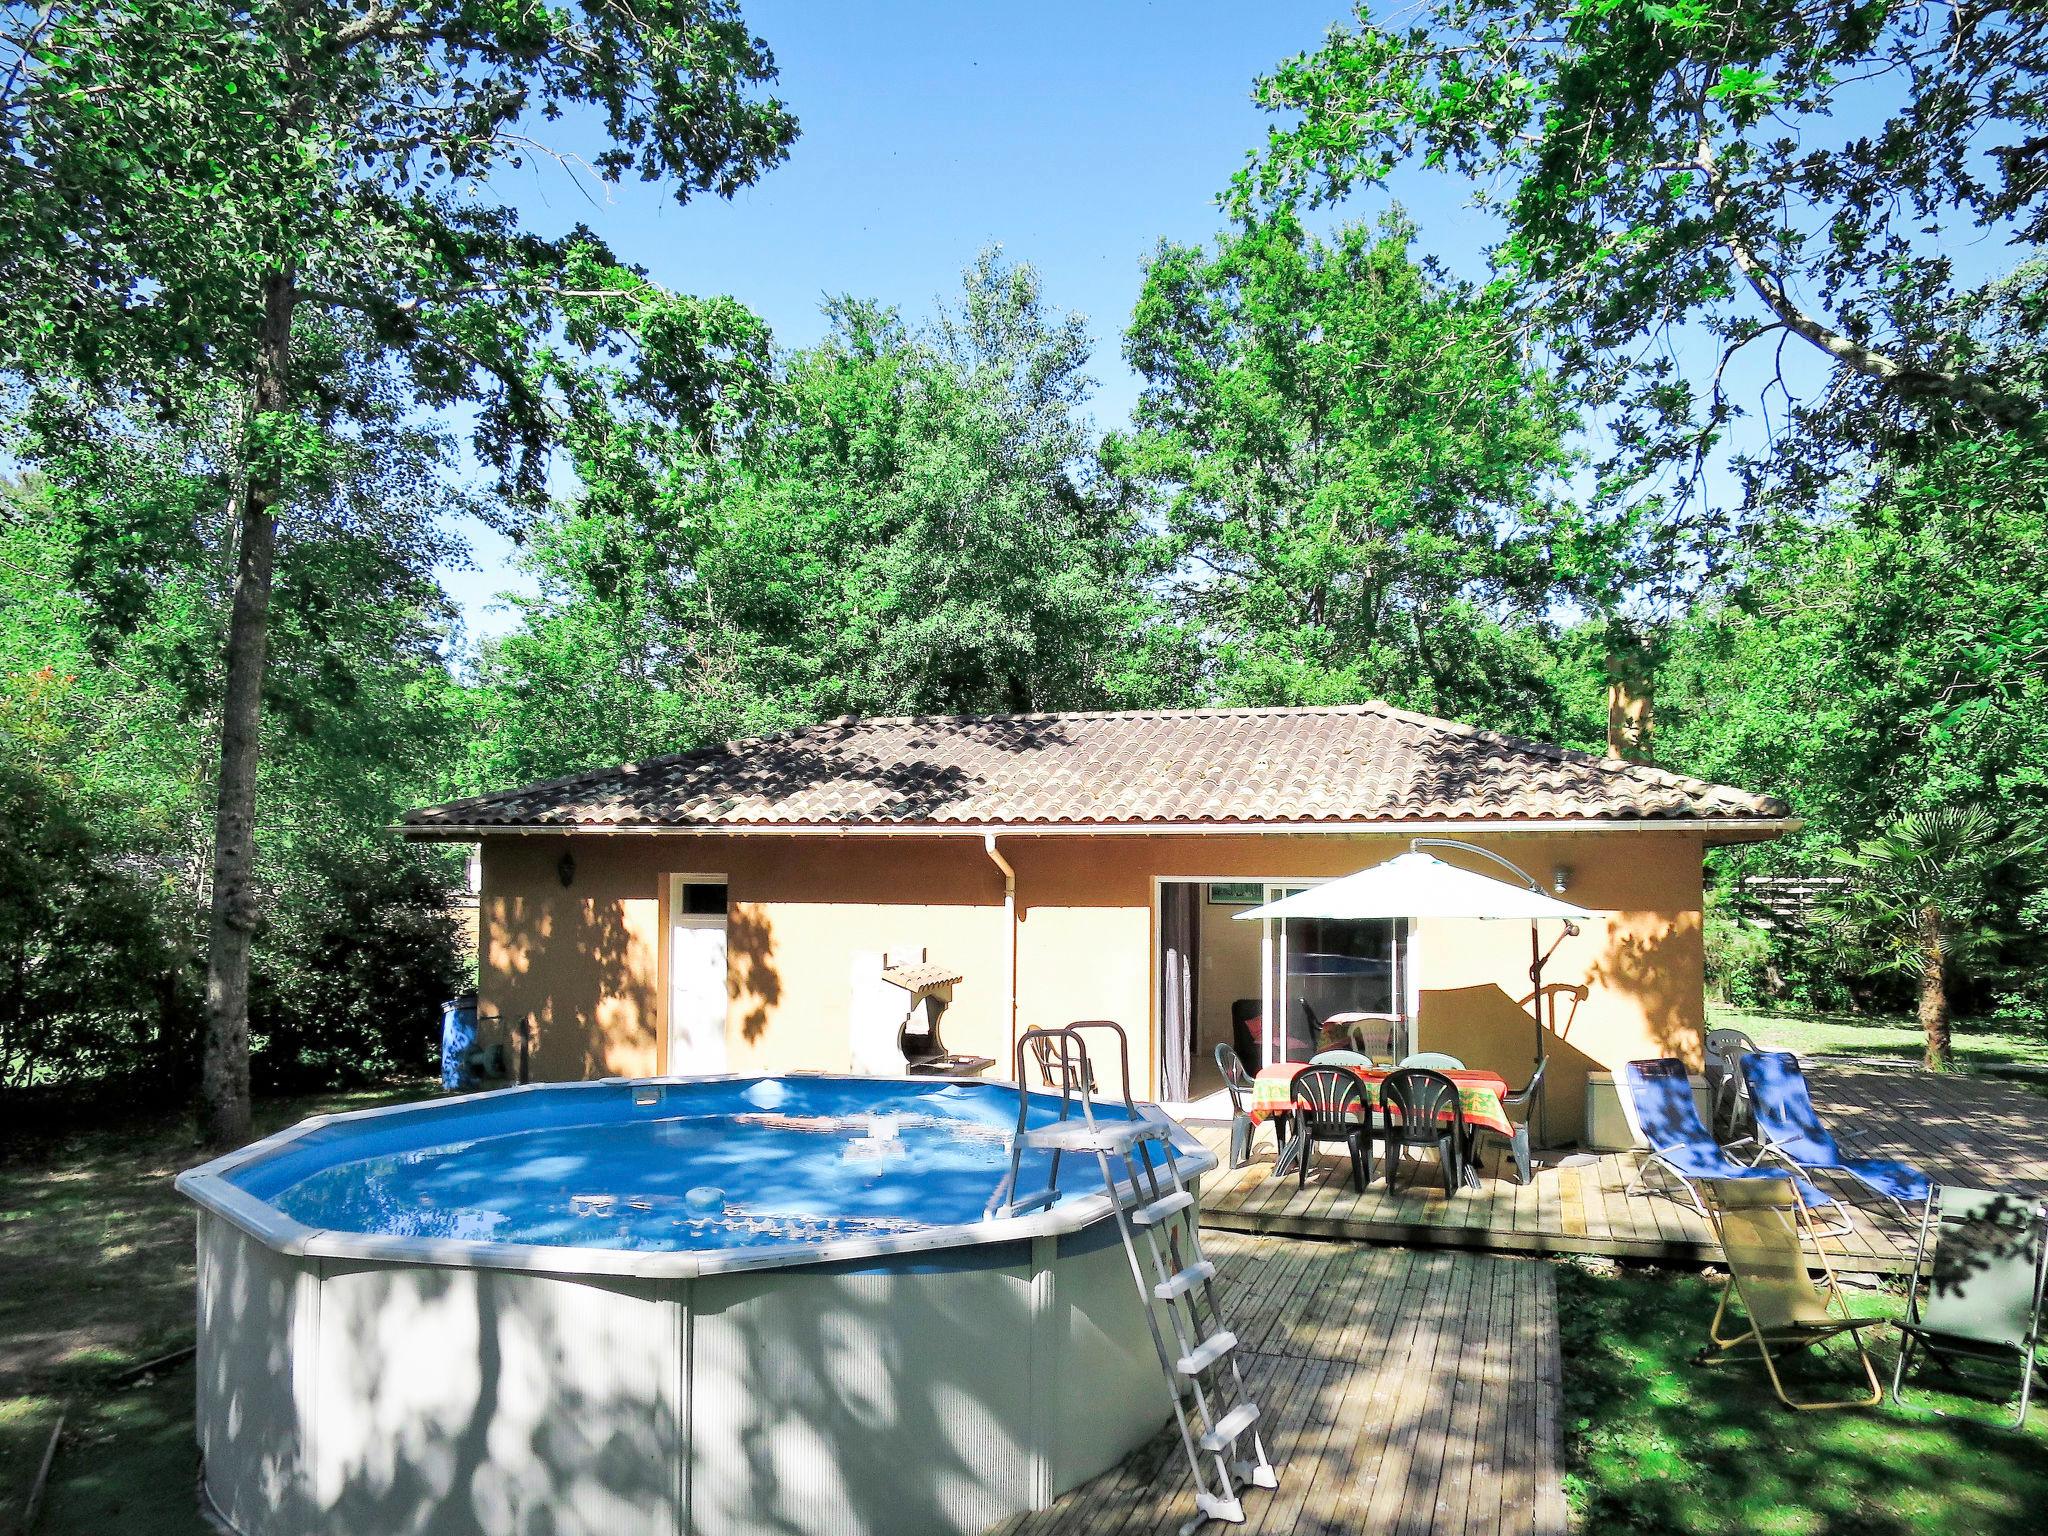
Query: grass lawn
0,1083,435,1534
1709,1003,2048,1074
1559,1260,2048,1535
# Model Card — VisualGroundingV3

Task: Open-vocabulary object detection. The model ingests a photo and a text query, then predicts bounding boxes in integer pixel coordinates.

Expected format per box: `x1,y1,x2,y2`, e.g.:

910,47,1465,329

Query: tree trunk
1916,902,1952,1072
198,267,296,1149
1604,625,1655,762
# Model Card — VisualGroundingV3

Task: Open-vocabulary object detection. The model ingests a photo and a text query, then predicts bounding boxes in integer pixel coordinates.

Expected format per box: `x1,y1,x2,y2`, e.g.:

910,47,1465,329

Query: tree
1,376,477,1097
0,1,797,1144
1829,809,2041,1069
1108,212,1583,733
1234,1,2048,525
1651,412,2048,1019
470,250,1173,785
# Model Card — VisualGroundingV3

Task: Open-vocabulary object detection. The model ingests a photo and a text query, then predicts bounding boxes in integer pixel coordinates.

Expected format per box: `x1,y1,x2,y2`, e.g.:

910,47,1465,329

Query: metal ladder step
1132,1189,1194,1227
1002,1189,1059,1214
1154,1260,1216,1302
1176,1331,1238,1376
1199,1401,1260,1453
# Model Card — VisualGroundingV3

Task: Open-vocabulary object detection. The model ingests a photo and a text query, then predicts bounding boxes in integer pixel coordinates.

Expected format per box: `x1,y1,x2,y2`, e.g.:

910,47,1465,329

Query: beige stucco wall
474,827,1709,1143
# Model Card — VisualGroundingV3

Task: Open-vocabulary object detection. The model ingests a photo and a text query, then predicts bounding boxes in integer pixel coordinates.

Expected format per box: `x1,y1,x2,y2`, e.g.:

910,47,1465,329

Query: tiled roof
403,704,1790,834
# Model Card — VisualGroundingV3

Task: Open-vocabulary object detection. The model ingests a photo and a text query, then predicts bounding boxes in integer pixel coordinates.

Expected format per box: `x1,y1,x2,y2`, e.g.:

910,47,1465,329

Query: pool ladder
989,1024,1277,1535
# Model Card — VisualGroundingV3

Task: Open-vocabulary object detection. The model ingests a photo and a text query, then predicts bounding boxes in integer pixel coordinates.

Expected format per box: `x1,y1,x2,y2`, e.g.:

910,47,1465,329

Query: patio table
1249,1062,1515,1139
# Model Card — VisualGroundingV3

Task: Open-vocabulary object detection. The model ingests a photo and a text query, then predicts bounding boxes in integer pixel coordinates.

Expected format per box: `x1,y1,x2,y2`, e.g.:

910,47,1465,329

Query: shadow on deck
995,1233,1565,1536
1191,1064,2048,1276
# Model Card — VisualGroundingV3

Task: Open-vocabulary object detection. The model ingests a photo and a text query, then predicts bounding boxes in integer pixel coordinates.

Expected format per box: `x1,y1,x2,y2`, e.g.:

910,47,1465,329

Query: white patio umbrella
1235,840,1596,1141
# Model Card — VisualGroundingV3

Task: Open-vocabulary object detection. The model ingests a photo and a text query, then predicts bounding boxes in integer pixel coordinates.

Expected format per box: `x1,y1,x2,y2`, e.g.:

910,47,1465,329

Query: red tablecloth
1249,1062,1514,1138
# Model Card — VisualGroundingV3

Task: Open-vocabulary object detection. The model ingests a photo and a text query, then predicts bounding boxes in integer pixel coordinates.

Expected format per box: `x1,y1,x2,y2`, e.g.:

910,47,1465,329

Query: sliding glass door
1261,883,1407,1066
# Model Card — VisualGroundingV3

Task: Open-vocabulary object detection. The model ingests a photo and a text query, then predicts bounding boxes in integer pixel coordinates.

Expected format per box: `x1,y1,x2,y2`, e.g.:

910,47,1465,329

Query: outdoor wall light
1551,865,1572,894
557,849,576,889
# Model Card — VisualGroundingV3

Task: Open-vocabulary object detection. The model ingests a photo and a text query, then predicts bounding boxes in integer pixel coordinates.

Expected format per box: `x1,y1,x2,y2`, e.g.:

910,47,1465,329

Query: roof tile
404,704,1789,832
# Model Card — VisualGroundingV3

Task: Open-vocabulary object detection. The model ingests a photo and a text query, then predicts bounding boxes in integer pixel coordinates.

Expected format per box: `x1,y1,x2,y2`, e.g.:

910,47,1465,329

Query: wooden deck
1000,1233,1565,1536
1192,1063,2048,1275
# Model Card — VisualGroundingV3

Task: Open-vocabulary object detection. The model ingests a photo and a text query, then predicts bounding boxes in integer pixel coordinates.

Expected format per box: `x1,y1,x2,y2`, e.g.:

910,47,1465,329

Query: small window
681,881,729,916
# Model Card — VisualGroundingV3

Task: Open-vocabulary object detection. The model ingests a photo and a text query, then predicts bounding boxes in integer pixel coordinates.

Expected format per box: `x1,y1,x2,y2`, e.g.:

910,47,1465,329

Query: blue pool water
229,1077,1156,1253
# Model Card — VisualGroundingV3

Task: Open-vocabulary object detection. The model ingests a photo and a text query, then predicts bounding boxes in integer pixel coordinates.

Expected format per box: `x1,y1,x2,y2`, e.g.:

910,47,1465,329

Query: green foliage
249,844,465,1092
1,0,798,1137
0,758,191,1090
1700,901,1772,1009
1234,1,2048,540
0,402,471,1095
1829,809,2041,982
1654,423,2048,1015
0,0,799,498
469,250,1175,783
1110,212,1587,733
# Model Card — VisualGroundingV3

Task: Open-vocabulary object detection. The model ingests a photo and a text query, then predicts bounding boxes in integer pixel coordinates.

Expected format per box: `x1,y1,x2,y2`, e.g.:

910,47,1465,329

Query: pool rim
174,1073,1216,1281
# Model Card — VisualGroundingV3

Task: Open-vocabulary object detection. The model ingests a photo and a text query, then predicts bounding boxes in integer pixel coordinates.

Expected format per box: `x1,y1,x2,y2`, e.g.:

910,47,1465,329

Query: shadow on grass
1557,1263,2048,1536
0,1081,437,1529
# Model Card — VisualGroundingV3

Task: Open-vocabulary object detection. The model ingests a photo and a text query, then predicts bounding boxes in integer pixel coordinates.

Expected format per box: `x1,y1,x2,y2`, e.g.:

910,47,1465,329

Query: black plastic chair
1378,1068,1467,1196
1214,1043,1262,1168
1469,1060,1544,1185
1230,999,1261,1071
1289,1066,1372,1193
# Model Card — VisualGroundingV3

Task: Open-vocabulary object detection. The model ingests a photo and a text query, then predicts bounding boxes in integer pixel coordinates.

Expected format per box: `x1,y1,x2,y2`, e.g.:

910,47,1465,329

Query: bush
0,759,198,1091
1702,908,1774,1007
249,842,467,1093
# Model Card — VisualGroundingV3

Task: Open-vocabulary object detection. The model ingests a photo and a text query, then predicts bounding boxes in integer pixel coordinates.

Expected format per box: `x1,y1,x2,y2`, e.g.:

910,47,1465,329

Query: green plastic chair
1309,1049,1373,1068
1890,1185,2048,1429
1399,1051,1465,1071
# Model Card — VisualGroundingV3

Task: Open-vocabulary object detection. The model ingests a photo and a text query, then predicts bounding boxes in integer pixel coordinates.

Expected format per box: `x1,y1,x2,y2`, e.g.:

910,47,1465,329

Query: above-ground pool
178,1075,1214,1536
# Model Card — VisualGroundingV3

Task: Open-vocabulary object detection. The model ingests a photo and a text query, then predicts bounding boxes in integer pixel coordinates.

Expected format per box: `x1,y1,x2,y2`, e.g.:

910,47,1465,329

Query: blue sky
445,1,1501,635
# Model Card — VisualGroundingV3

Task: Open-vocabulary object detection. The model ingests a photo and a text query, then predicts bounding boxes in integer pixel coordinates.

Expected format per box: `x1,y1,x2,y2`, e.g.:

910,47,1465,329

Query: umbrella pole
1529,922,1546,1148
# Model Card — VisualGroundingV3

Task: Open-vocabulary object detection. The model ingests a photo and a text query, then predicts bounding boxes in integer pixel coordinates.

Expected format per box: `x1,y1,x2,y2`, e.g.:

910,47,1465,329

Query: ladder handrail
985,1021,1142,1219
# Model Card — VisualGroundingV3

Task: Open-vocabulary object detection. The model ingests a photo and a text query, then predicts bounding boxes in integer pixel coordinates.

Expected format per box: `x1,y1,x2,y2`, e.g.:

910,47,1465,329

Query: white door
668,878,729,1075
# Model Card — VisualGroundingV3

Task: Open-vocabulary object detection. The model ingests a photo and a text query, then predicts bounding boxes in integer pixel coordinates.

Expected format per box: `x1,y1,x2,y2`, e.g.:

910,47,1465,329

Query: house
402,704,1793,1142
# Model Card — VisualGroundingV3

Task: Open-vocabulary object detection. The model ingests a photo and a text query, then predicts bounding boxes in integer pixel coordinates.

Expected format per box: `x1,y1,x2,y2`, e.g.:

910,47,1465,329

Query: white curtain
1160,884,1200,1101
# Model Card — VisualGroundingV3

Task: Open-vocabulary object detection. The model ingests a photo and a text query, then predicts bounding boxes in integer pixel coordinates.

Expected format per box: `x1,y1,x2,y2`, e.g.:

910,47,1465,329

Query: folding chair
1618,1059,1846,1234
1739,1051,1932,1213
1891,1186,2048,1429
1696,1175,1884,1411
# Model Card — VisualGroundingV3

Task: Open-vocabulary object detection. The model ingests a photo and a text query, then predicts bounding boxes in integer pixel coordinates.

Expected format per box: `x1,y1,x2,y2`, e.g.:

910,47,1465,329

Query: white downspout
983,833,1018,1075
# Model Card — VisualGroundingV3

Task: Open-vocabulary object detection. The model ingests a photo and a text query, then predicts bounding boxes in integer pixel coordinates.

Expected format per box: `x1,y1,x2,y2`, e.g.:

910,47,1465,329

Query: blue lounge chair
1619,1059,1843,1229
1738,1051,1932,1213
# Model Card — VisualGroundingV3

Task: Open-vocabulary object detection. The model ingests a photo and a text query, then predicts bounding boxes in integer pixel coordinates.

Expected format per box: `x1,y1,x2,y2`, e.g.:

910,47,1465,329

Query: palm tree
1828,808,2040,1071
